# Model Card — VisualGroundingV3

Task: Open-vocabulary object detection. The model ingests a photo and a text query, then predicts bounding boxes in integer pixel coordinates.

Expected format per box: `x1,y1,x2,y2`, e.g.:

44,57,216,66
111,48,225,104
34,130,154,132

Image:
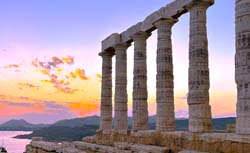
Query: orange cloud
40,69,49,75
57,68,63,72
75,68,88,80
67,102,99,116
96,73,101,79
62,56,74,65
41,79,52,83
69,72,76,78
96,73,102,83
31,56,89,94
41,74,77,94
18,82,40,90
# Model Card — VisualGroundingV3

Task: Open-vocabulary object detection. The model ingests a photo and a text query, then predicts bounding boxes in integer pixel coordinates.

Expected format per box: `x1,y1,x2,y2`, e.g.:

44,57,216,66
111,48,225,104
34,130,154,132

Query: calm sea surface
0,131,31,153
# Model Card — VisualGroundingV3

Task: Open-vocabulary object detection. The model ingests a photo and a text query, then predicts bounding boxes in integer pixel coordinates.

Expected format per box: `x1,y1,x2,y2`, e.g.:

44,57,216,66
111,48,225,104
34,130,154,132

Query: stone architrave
114,43,130,130
187,1,212,133
154,18,177,131
132,32,151,131
235,0,250,134
99,52,114,130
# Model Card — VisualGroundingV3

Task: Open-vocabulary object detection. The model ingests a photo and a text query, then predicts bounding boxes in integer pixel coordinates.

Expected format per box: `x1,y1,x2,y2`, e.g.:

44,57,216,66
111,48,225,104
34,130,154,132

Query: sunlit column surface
114,43,130,130
235,0,250,135
155,18,177,131
132,32,151,131
100,51,114,130
188,1,213,133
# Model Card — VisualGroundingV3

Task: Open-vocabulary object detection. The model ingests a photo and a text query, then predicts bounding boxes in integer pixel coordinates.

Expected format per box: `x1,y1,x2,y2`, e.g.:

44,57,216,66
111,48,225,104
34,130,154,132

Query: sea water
0,131,31,153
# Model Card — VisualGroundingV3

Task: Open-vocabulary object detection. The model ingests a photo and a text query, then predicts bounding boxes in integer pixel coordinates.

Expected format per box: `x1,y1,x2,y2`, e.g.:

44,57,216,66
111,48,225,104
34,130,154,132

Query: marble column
99,51,114,130
114,43,130,130
132,32,151,131
154,19,177,131
188,2,212,133
235,0,250,134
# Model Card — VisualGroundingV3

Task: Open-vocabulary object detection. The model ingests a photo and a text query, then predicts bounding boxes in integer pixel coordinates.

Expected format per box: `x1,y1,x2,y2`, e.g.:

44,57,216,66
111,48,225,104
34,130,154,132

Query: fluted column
154,19,177,131
132,32,151,131
114,43,130,130
188,1,213,133
100,51,114,130
235,0,250,134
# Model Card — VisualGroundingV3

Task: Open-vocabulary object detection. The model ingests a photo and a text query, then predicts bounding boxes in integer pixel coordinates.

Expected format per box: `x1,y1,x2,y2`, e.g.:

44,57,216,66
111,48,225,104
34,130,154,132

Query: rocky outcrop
26,131,250,153
25,139,170,153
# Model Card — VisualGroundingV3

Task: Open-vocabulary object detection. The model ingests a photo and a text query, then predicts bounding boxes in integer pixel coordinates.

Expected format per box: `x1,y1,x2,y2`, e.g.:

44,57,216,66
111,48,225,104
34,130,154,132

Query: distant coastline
0,116,236,142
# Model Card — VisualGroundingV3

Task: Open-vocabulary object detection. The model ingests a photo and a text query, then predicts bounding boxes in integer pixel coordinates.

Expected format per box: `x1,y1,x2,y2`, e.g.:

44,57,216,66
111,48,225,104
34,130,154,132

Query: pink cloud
31,56,89,93
75,68,88,80
0,101,77,124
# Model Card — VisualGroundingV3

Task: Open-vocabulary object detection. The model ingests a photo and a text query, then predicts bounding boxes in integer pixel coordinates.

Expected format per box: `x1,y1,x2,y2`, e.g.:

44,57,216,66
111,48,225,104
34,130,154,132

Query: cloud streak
31,56,88,94
0,100,77,124
1,62,24,72
0,94,43,103
4,64,22,69
18,82,40,90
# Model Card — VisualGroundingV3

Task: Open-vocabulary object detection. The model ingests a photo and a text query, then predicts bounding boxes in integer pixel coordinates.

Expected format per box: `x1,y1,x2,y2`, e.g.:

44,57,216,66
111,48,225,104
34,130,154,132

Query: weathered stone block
101,33,121,51
121,22,143,43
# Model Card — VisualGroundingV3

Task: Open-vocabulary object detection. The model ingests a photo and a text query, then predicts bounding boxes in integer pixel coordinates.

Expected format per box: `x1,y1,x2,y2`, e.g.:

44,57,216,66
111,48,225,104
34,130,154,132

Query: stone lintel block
162,0,191,17
101,33,121,51
121,22,142,42
141,11,161,32
101,0,215,53
195,0,214,5
186,0,214,10
141,0,198,33
141,0,194,32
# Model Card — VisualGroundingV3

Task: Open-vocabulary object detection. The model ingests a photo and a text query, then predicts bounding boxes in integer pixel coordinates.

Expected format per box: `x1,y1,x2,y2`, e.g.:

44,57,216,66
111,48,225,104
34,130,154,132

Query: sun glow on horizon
0,0,237,124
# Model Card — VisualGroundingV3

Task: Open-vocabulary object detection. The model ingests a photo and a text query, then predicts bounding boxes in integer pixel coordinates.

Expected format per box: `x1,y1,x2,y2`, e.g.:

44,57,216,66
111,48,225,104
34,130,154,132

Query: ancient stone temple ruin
99,0,214,134
25,0,250,152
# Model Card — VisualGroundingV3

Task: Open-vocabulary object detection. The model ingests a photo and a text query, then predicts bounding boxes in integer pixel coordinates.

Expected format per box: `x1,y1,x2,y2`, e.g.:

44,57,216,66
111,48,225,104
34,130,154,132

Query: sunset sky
0,0,236,124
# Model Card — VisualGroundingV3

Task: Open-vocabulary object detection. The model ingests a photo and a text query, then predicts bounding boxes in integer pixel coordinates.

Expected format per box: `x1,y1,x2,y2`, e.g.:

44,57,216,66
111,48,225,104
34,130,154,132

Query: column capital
154,18,178,29
186,0,214,11
113,43,131,51
99,51,115,58
131,31,151,41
